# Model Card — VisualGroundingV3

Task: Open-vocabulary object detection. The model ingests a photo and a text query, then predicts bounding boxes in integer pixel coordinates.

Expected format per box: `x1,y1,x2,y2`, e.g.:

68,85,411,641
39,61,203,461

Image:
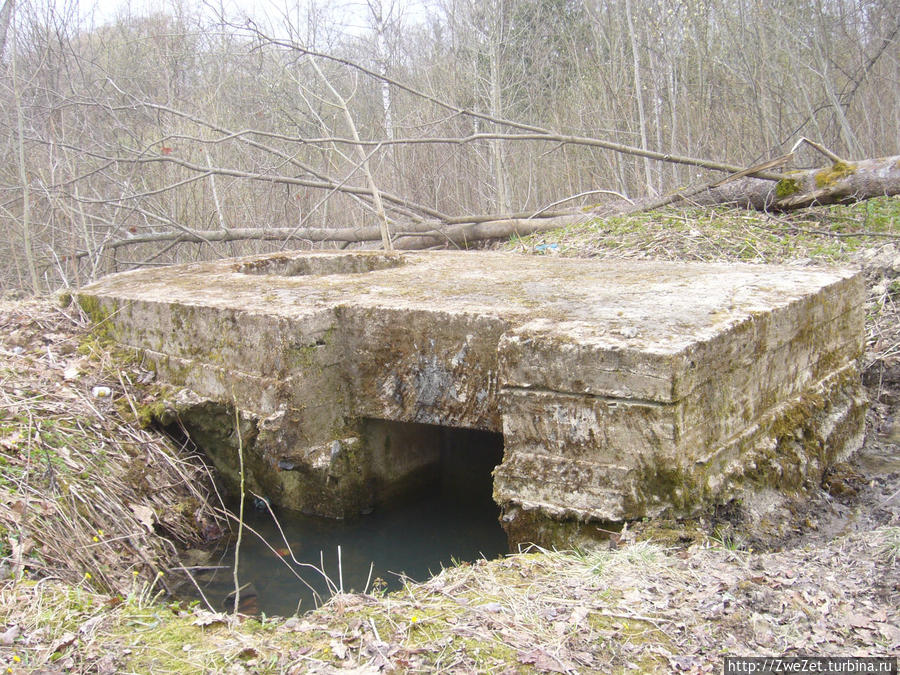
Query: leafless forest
0,0,897,292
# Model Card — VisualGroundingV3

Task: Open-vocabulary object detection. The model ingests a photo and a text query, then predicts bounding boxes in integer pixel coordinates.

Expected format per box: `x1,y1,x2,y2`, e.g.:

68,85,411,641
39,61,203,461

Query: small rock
0,624,20,646
478,602,503,613
181,548,212,566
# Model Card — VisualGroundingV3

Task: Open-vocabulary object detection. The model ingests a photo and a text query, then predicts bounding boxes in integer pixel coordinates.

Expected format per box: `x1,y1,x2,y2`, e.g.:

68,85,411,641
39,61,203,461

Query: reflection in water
193,428,508,617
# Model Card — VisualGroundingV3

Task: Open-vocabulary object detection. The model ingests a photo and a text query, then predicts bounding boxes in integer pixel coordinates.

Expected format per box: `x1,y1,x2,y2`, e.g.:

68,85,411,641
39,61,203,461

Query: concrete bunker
78,250,868,548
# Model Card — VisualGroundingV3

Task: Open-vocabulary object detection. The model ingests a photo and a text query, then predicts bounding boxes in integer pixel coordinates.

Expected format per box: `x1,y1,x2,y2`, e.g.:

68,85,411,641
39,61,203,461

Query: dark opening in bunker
188,421,508,616
360,419,504,510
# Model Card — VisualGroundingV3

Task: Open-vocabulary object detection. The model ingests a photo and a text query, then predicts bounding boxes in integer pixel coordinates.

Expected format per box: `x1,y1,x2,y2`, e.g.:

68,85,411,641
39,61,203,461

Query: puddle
187,428,508,616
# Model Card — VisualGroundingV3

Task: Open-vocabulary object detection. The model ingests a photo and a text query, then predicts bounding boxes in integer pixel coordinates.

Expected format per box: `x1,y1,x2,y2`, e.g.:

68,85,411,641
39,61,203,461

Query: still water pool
192,429,508,616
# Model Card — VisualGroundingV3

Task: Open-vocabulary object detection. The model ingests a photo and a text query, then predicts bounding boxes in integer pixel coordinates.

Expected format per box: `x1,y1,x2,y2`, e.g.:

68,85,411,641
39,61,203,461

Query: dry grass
0,298,225,596
0,577,284,673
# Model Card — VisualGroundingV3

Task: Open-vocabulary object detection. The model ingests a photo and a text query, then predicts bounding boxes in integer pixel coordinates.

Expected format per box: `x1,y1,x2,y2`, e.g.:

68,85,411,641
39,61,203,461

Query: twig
791,137,846,164
364,562,375,595
248,490,335,601
759,222,900,240
213,505,330,603
529,190,633,219
232,397,245,615
169,565,217,613
368,617,382,643
710,153,795,187
877,488,899,507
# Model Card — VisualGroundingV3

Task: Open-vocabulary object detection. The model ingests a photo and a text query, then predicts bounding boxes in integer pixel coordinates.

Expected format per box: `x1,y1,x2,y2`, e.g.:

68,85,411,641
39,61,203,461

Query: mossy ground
3,529,897,673
506,196,900,265
2,198,899,672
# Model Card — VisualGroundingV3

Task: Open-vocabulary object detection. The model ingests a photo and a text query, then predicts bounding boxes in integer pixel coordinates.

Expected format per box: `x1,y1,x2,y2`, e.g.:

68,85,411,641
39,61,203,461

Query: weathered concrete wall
77,250,866,547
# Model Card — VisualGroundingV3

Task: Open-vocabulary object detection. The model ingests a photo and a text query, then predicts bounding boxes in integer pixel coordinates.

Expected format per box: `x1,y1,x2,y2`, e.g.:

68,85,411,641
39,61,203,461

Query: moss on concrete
76,293,118,344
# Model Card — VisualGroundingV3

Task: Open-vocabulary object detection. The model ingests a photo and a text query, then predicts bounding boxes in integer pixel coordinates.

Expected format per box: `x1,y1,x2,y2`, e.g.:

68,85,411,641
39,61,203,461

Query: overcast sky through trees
2,0,897,292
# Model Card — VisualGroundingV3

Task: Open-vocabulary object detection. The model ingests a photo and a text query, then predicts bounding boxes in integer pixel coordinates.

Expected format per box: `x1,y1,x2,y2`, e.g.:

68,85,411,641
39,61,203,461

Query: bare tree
0,0,12,60
0,0,897,292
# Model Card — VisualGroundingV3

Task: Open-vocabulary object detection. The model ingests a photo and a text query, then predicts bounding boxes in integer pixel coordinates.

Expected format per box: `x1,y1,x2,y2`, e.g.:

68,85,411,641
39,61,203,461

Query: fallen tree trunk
396,155,900,248
391,215,587,250
76,155,899,262
687,154,900,211
71,213,587,258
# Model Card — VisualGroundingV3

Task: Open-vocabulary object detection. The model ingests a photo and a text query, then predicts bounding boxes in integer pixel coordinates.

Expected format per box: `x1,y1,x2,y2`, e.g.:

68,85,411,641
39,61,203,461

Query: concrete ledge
78,250,867,547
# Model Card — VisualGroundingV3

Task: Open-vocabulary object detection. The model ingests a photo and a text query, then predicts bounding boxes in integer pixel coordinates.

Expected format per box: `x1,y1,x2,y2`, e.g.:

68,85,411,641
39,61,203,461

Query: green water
193,430,508,616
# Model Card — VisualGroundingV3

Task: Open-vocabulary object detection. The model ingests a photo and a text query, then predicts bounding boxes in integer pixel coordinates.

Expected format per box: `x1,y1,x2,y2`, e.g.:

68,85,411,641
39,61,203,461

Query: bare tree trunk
624,0,653,196
11,5,40,294
307,54,394,250
0,0,12,60
368,0,394,144
816,43,860,158
488,32,510,213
